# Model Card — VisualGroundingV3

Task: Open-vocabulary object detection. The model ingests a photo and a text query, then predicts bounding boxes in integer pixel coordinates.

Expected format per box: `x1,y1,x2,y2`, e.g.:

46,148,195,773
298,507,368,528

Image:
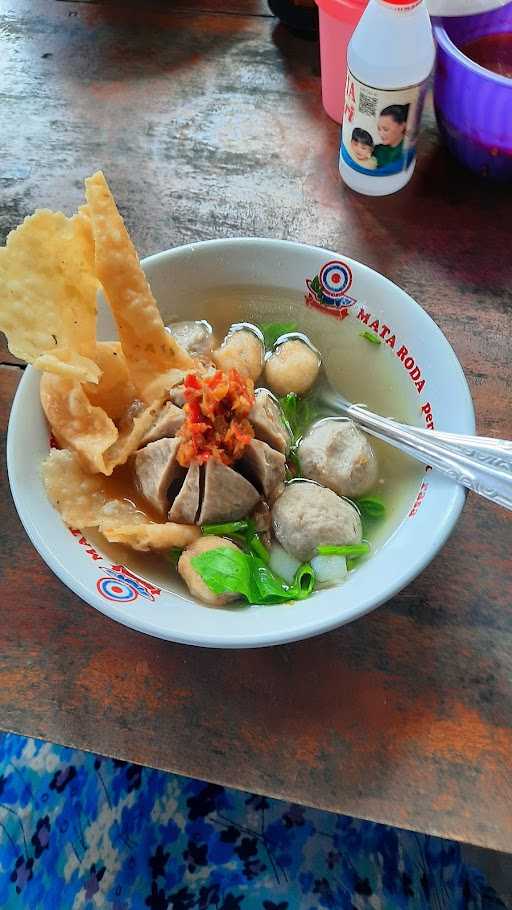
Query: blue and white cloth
0,732,506,909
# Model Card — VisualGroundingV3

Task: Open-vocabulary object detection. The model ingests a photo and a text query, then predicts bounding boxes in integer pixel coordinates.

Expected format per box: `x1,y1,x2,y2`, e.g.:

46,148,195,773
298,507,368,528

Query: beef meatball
167,320,215,359
299,419,378,499
249,388,291,454
213,326,264,381
264,337,320,396
272,481,362,562
178,535,240,607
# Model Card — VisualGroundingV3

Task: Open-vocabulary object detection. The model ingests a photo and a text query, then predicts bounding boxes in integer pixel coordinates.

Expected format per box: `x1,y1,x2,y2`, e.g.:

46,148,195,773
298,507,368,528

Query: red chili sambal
177,368,255,467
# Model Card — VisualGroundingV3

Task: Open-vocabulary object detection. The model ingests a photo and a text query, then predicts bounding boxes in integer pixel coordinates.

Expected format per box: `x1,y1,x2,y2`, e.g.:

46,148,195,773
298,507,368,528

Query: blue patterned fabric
0,732,506,909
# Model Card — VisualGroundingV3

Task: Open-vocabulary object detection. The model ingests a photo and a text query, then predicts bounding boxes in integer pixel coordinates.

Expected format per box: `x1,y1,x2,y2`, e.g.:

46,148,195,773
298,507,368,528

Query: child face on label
351,138,373,161
377,115,406,146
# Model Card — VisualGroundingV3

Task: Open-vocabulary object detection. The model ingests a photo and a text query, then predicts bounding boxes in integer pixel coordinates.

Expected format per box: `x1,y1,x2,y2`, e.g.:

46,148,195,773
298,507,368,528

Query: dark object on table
268,0,319,38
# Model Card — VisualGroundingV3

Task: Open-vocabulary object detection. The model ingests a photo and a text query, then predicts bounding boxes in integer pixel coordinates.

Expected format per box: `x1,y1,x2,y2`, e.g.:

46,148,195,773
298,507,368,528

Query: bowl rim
7,237,476,648
434,17,512,87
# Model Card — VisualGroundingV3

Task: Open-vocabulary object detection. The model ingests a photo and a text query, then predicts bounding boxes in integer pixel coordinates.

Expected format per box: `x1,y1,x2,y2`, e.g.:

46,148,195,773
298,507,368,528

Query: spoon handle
346,404,512,512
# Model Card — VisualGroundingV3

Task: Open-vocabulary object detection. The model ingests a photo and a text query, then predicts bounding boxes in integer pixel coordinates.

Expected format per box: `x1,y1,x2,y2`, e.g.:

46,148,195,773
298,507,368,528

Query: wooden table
1,0,511,854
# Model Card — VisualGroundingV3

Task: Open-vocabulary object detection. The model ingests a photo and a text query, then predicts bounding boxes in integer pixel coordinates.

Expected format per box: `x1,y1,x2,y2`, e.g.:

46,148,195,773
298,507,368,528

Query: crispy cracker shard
40,372,164,476
0,208,100,382
84,170,193,401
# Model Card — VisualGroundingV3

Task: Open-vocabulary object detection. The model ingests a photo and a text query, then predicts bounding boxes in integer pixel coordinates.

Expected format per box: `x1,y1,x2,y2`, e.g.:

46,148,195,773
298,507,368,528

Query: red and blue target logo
97,577,139,603
318,260,353,300
96,566,157,604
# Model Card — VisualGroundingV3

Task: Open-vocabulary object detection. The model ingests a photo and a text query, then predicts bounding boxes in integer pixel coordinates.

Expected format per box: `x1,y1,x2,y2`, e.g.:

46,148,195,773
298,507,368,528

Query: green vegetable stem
359,331,381,345
248,532,270,563
201,518,270,564
316,543,370,558
201,520,251,537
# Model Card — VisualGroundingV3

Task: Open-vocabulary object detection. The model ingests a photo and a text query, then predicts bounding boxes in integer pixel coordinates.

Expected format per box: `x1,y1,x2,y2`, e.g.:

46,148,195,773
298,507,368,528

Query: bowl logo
97,576,139,603
318,260,352,299
96,566,160,604
306,259,356,318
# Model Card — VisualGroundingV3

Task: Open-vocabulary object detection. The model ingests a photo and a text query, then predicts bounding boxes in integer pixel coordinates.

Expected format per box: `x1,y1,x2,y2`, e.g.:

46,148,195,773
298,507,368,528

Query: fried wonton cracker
40,373,164,476
41,374,117,474
99,519,198,551
42,449,200,551
84,171,193,400
0,209,100,383
83,341,137,422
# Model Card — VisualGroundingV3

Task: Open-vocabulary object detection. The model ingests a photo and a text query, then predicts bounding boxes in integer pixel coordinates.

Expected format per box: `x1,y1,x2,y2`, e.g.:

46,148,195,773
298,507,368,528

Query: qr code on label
358,91,377,117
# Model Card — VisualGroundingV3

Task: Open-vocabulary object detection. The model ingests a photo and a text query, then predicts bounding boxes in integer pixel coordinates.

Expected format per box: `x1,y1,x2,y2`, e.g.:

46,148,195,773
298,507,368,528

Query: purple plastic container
433,3,512,179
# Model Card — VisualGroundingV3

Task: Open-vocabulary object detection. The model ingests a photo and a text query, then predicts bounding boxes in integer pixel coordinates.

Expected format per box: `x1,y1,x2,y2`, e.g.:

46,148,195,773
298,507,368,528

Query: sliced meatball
239,439,286,503
249,388,291,454
197,458,260,525
169,384,186,408
167,320,215,358
169,461,201,524
264,337,320,396
140,401,185,446
178,535,241,606
299,419,378,499
272,481,362,562
134,438,185,517
213,327,264,381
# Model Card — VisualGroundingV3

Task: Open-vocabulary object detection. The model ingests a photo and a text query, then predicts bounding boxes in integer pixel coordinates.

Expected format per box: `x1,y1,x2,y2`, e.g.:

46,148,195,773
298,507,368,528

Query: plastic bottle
315,0,368,123
339,0,435,196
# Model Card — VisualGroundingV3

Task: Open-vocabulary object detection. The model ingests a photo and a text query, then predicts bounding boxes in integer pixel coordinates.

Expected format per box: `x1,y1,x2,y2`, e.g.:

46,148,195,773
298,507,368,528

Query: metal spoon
315,382,512,512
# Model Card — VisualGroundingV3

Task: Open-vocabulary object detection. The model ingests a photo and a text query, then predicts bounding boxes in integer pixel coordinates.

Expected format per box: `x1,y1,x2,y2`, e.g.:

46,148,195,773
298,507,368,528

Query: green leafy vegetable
258,322,297,349
201,518,269,564
316,543,370,558
279,393,324,445
168,547,183,566
191,546,315,605
356,496,386,520
192,547,256,600
279,392,325,479
359,331,381,345
287,448,302,477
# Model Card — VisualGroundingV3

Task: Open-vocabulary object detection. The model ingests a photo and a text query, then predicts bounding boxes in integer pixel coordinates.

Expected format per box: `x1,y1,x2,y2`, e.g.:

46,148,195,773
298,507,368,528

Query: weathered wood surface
1,0,511,851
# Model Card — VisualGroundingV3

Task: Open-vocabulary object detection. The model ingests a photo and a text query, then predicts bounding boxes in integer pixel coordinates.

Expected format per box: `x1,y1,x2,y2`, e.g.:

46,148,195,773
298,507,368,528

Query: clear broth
89,285,424,600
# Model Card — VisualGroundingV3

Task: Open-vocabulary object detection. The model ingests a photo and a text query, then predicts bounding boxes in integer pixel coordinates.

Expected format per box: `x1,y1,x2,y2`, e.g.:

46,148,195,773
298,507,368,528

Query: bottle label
340,70,428,178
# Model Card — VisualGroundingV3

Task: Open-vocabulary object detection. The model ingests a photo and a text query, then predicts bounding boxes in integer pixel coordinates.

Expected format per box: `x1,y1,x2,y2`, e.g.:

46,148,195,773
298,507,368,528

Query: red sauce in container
462,33,512,79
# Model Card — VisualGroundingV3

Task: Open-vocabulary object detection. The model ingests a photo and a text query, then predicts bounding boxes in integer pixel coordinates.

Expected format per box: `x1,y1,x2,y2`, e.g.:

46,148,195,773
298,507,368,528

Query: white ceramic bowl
7,239,474,648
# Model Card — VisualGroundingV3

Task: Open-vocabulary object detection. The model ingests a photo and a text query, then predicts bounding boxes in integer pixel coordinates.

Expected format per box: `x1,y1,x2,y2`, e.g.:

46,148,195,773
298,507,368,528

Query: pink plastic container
315,0,368,122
